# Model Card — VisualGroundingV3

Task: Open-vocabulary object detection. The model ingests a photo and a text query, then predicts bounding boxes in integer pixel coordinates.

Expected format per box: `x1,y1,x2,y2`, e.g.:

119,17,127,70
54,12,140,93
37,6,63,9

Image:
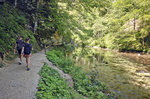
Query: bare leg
18,54,22,65
19,54,23,62
26,56,30,69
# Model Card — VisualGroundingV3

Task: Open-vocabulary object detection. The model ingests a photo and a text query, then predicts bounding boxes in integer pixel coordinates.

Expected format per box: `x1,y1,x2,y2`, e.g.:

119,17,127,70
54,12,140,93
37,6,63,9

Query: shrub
36,64,72,99
46,48,110,99
36,64,87,99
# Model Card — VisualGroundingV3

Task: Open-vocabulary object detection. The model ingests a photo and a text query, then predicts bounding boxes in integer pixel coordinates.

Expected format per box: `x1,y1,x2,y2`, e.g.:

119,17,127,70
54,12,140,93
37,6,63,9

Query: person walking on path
22,38,32,71
14,36,24,65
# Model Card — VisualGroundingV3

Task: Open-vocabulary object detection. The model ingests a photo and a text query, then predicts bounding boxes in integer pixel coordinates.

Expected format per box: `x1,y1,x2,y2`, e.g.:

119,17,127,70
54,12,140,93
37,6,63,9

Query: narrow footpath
0,50,73,99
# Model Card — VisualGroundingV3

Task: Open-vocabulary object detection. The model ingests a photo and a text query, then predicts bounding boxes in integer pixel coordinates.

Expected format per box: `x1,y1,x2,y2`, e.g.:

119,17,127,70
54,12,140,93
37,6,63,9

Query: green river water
69,47,150,99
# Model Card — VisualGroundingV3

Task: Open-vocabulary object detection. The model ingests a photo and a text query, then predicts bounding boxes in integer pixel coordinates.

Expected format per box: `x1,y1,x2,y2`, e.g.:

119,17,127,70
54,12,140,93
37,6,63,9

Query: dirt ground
0,50,73,99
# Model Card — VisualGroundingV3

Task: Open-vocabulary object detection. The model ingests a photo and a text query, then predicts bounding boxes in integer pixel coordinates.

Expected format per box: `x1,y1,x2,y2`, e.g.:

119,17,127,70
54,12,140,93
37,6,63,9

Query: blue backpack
24,43,32,54
16,40,24,50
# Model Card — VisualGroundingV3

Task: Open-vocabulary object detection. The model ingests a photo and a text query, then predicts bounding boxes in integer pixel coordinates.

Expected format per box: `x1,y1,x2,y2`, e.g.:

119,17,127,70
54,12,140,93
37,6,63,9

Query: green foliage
36,64,72,99
46,48,110,98
0,3,39,55
47,0,150,52
2,0,150,57
36,64,87,99
90,0,150,52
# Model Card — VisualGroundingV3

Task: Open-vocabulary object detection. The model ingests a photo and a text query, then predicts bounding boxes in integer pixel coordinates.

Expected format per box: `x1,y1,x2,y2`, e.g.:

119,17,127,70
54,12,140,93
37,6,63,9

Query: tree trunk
33,15,38,34
142,37,145,49
33,0,39,34
133,14,136,30
133,14,136,39
14,0,17,8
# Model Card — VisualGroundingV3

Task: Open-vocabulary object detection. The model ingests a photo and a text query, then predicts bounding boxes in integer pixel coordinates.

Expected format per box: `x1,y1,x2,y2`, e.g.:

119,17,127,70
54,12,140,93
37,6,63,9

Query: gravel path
0,51,73,99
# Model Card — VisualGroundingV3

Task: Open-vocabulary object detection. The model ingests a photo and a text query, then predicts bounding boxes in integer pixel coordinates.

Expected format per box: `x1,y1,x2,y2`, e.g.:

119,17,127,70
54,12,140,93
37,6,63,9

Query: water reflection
69,47,150,99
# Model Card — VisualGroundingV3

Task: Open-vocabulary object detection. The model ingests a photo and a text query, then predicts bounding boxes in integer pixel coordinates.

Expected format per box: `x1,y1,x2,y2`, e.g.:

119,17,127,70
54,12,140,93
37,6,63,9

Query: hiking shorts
24,53,31,58
17,49,22,55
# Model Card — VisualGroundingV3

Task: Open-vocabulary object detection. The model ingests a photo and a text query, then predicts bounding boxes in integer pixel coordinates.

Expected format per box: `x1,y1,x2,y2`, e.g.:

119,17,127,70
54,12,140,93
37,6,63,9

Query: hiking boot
27,68,30,71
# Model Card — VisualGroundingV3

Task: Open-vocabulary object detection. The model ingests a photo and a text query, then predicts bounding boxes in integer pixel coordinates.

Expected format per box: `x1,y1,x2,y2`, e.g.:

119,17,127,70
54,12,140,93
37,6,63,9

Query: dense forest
0,0,150,57
0,0,150,98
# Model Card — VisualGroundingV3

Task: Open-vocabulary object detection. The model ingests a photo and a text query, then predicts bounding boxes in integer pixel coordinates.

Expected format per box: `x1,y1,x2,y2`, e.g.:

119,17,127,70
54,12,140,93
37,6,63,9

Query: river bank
70,47,150,99
91,46,150,65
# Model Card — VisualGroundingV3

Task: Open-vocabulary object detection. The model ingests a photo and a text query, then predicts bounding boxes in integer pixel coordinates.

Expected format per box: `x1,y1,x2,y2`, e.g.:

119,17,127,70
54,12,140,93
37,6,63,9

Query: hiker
22,38,32,71
14,36,24,65
0,52,4,62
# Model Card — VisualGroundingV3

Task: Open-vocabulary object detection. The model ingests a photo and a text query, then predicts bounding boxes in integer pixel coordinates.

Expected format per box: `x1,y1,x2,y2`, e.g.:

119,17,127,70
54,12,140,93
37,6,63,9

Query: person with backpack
14,36,24,65
22,38,32,71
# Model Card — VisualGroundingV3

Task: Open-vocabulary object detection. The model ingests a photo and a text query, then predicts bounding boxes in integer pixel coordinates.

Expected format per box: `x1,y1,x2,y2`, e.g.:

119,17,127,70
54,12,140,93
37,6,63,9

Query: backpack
24,43,32,54
17,40,24,50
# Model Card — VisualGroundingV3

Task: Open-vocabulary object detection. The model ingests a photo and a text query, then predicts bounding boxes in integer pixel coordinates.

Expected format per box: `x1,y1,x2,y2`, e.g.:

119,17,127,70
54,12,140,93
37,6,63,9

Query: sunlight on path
0,51,73,99
0,51,45,99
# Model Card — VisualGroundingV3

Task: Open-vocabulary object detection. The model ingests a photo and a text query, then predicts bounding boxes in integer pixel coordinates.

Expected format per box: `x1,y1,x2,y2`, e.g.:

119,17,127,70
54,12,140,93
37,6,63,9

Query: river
69,47,150,99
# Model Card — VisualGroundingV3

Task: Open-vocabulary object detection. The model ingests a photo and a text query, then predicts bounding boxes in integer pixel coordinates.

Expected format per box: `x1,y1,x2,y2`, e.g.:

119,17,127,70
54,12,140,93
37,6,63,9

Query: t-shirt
24,43,32,55
16,40,24,50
